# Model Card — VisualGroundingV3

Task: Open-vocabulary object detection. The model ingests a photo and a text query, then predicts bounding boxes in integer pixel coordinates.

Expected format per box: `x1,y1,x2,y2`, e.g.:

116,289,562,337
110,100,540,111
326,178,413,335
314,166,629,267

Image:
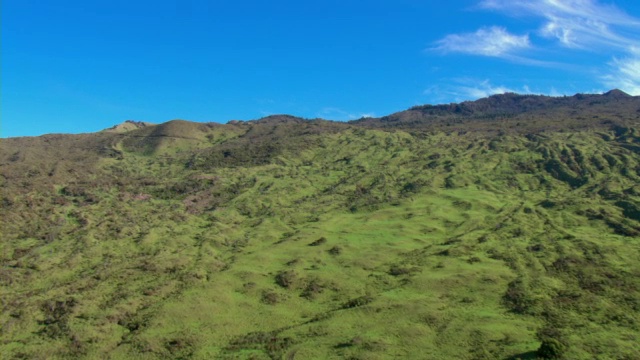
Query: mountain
103,120,154,133
1,91,640,359
352,89,640,133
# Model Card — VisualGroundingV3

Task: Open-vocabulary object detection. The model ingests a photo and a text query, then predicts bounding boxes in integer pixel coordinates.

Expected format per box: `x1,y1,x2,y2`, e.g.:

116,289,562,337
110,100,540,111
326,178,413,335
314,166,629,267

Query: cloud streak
435,0,640,95
603,56,640,95
457,80,517,99
434,26,530,57
424,79,545,103
317,107,374,120
479,0,640,49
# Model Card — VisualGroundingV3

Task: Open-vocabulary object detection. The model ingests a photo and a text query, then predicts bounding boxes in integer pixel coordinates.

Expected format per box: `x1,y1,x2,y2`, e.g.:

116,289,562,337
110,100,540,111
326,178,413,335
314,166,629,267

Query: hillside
1,92,640,359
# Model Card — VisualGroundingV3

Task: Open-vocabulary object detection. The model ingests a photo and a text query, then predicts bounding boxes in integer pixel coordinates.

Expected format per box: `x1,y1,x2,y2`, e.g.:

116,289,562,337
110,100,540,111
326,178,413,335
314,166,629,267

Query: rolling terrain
1,91,640,359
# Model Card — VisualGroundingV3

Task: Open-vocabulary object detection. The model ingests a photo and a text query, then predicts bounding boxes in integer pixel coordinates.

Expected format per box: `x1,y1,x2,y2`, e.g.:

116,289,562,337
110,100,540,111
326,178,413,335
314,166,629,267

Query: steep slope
1,93,640,359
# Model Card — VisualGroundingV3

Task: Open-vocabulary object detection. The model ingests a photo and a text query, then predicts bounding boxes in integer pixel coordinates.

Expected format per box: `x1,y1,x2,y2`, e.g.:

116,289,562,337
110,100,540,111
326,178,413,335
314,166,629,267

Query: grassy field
1,100,640,359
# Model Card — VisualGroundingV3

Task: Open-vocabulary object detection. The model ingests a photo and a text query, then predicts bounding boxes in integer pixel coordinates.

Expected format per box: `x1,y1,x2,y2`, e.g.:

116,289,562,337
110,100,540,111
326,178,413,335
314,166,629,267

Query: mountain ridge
3,90,636,140
102,120,154,133
100,89,637,139
351,89,640,132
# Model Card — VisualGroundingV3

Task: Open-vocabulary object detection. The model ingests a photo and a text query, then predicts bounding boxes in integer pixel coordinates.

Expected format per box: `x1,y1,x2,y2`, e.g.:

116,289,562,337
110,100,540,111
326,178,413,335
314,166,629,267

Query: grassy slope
1,118,640,359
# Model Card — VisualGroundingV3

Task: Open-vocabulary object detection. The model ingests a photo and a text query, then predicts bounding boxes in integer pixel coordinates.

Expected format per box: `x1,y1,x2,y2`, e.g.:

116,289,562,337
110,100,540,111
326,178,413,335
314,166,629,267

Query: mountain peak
103,120,153,133
603,89,631,98
254,114,306,124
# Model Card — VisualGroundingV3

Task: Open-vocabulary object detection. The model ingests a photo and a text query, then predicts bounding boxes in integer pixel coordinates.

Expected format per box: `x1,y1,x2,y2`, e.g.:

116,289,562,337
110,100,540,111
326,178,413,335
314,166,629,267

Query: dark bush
275,270,297,289
165,336,195,359
503,277,536,314
328,246,342,255
308,237,327,246
466,256,482,264
227,331,295,359
342,295,374,309
537,338,566,359
388,265,414,276
301,280,324,300
261,291,279,305
37,298,76,339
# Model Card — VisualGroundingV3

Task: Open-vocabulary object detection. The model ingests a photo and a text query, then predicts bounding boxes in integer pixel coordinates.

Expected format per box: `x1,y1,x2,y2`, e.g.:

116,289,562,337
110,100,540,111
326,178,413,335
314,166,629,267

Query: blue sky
4,0,640,137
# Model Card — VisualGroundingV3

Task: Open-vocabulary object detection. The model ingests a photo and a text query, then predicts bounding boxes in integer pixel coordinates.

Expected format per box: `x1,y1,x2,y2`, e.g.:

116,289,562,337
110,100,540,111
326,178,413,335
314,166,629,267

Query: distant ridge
15,89,640,139
350,89,640,133
102,120,153,133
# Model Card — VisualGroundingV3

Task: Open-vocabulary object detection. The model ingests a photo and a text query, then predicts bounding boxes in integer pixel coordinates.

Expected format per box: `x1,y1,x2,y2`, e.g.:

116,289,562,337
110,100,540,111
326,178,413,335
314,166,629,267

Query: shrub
537,338,566,359
342,295,374,309
328,246,342,255
37,298,76,339
308,237,327,246
301,279,324,300
261,291,279,305
275,270,297,289
503,277,537,314
536,326,567,359
388,265,414,276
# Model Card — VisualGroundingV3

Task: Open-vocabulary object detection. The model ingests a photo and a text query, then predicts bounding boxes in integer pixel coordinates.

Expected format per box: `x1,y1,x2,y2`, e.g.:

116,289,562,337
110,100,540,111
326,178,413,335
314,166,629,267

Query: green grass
1,115,639,359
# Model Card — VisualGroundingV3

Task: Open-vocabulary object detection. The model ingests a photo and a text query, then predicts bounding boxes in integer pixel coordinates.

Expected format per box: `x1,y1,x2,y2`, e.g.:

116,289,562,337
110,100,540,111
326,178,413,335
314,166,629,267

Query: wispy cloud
434,26,530,57
425,79,541,103
317,107,374,120
479,0,638,25
479,0,640,49
435,0,640,95
603,56,640,95
480,0,640,94
457,80,515,99
454,79,534,100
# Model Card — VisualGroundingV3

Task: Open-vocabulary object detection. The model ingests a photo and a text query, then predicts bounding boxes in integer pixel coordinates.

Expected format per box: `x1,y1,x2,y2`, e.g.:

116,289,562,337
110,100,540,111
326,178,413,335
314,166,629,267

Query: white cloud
432,1,640,97
317,107,373,120
479,0,640,49
428,79,538,102
434,26,530,57
548,87,565,97
486,0,640,93
481,0,638,24
458,80,517,99
457,79,543,100
602,56,640,95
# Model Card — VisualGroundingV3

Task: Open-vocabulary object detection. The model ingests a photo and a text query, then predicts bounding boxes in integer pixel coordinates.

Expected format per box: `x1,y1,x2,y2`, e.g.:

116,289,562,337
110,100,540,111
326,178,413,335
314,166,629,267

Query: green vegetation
1,92,639,359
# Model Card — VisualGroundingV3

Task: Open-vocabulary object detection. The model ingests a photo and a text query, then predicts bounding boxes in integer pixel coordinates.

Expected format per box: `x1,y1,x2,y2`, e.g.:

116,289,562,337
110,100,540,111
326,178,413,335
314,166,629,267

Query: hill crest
102,120,153,133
